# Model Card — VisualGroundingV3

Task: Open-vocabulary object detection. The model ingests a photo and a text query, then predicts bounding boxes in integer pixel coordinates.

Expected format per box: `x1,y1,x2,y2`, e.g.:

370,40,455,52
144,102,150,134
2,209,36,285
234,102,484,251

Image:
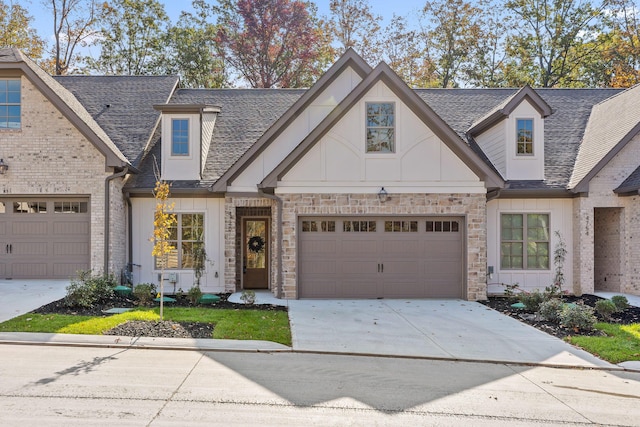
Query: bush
133,283,156,306
520,290,545,312
539,298,564,323
611,295,629,312
240,290,256,305
560,304,596,332
187,286,203,305
65,271,116,308
595,299,617,320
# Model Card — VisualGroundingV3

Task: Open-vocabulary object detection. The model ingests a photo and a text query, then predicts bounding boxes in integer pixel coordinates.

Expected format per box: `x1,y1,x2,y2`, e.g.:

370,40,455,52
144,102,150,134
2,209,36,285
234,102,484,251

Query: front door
243,218,269,289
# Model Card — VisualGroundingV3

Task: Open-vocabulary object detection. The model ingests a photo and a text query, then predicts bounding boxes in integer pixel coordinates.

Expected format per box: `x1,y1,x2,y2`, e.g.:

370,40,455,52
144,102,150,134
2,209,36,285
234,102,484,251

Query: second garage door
0,198,91,279
298,216,464,299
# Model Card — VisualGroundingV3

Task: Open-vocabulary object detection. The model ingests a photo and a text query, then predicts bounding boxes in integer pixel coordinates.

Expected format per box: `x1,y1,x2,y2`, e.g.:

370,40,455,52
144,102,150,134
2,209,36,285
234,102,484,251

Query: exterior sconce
378,187,390,203
0,159,8,175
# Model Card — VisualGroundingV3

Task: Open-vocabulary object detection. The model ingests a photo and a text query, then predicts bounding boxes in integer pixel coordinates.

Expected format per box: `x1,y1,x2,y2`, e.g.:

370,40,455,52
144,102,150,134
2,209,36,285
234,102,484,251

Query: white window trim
171,117,190,157
500,212,551,271
365,101,396,154
154,211,205,271
515,118,534,157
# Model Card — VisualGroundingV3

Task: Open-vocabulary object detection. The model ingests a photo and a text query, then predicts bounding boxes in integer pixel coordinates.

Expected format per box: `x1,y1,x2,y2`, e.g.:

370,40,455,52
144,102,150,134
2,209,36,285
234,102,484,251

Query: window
516,119,533,155
155,213,204,269
501,213,549,270
54,201,88,213
385,220,418,232
426,220,459,232
343,220,376,232
366,102,395,153
14,201,47,213
302,220,335,232
0,79,20,129
171,118,189,156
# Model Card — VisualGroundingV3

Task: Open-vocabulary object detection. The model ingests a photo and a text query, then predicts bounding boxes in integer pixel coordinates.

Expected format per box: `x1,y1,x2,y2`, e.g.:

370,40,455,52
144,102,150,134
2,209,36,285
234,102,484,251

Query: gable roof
468,85,552,136
55,75,179,167
0,48,130,168
260,61,505,190
614,165,640,195
209,49,372,192
569,84,640,192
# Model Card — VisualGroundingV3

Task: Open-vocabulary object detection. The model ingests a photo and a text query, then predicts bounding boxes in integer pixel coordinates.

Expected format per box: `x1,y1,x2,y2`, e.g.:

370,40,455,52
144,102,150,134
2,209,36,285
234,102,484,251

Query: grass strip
568,323,640,364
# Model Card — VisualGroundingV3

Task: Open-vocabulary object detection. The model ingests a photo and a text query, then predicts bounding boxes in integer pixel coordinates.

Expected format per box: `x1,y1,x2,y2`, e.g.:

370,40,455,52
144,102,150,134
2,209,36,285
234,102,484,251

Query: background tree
419,0,485,88
505,0,610,87
601,0,640,87
87,0,170,75
214,0,326,88
0,1,45,60
45,0,100,75
164,0,228,88
329,0,382,64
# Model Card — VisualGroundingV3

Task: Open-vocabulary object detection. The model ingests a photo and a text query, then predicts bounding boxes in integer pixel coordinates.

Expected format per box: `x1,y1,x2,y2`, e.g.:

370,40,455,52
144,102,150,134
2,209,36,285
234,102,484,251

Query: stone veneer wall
279,193,487,301
0,74,127,275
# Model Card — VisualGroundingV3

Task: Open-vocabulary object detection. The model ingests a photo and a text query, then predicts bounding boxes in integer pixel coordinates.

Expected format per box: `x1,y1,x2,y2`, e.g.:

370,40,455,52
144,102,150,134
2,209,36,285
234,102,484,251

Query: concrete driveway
0,279,68,323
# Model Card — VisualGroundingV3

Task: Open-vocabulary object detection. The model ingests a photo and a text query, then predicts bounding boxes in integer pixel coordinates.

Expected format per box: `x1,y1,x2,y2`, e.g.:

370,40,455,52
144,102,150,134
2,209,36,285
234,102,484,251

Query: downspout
257,189,284,299
104,167,129,273
124,191,133,270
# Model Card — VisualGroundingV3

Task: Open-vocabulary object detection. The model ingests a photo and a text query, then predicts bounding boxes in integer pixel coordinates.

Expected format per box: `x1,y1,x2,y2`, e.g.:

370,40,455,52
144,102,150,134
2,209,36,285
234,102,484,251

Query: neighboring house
2,47,640,300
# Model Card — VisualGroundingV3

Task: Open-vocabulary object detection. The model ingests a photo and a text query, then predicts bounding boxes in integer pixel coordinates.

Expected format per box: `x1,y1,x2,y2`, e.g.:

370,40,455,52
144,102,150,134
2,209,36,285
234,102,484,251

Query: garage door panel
12,221,47,235
299,216,464,299
54,221,90,235
0,198,90,279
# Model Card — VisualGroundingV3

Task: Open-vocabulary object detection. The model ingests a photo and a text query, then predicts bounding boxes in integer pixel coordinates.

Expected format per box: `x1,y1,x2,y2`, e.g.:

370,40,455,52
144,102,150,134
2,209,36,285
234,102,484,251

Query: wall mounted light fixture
378,187,389,203
0,159,8,175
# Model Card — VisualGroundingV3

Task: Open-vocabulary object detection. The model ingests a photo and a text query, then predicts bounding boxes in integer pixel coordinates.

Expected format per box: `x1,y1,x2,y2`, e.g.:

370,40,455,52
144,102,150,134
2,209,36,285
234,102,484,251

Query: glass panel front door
243,218,268,289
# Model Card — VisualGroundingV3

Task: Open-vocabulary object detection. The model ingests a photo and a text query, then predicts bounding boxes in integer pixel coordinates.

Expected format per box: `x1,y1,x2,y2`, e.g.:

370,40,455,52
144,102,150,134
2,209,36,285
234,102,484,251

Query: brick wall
278,193,487,300
0,74,126,276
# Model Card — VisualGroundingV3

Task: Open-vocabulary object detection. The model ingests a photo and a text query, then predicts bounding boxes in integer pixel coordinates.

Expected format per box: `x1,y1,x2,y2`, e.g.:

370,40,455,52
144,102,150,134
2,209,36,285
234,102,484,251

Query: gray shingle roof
54,75,178,166
418,88,622,189
569,84,640,191
615,165,640,194
127,88,305,190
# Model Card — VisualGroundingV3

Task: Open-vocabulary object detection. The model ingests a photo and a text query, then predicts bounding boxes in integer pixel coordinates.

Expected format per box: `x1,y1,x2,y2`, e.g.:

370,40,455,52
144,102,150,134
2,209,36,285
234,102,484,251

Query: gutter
104,167,129,273
257,189,284,299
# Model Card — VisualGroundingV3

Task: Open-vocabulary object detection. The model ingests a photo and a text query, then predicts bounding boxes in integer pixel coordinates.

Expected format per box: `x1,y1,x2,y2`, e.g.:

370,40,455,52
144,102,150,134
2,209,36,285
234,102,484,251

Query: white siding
161,114,201,181
505,101,545,180
487,198,574,295
475,120,506,177
278,80,483,194
130,197,225,294
201,112,217,174
228,66,364,192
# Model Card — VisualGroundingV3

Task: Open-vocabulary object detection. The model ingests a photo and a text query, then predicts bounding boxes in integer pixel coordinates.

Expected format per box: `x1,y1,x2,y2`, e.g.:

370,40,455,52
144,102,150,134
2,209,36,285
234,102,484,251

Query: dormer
153,104,220,181
469,86,551,181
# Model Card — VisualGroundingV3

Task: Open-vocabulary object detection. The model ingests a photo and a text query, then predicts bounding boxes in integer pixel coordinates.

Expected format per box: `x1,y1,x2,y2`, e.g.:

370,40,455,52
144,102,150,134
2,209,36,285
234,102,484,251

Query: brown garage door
299,216,464,299
0,198,90,279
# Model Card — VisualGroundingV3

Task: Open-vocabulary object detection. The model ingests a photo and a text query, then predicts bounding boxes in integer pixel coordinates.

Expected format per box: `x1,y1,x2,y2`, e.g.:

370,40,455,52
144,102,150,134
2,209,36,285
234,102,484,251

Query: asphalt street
0,344,639,426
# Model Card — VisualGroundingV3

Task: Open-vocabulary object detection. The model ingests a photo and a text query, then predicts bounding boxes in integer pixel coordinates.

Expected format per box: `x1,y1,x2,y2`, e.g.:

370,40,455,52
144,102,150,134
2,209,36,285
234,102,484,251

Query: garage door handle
5,244,7,254
381,263,384,273
9,244,12,254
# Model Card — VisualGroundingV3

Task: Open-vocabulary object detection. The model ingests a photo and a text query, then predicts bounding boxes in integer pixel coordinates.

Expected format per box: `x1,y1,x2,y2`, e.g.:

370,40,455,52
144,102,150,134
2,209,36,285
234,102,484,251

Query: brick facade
0,74,127,276
573,133,640,295
275,192,487,300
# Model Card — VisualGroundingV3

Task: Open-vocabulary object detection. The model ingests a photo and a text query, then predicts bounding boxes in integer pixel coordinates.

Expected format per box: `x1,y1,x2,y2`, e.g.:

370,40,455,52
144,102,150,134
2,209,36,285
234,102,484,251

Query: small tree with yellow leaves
152,180,176,320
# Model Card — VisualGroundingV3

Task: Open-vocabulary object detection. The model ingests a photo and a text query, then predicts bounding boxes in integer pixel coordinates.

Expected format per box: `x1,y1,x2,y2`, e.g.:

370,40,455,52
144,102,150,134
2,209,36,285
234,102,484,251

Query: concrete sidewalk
0,279,68,323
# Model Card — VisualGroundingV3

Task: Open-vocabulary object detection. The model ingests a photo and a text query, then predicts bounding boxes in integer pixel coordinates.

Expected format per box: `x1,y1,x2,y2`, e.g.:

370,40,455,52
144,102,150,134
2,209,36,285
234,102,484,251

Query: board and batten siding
228,66,364,192
277,80,483,194
475,120,506,178
130,197,225,294
486,198,573,295
505,101,545,181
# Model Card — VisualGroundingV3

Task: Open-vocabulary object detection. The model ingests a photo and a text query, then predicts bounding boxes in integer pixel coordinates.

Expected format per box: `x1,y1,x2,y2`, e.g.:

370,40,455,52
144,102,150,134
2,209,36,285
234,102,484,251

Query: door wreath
248,236,265,253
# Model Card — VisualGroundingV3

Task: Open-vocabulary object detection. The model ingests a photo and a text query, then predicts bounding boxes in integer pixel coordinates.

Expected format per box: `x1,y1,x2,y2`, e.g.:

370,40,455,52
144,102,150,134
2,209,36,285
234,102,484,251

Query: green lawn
0,307,291,346
568,323,640,364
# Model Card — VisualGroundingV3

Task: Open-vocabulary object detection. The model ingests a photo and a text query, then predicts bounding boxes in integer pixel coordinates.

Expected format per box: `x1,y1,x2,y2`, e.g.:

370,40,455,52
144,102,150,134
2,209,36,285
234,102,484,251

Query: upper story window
171,118,189,156
366,102,395,153
516,118,533,155
0,79,21,129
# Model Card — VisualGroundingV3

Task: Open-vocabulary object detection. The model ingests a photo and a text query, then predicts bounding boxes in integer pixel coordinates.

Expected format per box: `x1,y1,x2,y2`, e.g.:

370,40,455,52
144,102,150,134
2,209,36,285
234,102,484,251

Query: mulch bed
32,293,286,340
480,294,640,340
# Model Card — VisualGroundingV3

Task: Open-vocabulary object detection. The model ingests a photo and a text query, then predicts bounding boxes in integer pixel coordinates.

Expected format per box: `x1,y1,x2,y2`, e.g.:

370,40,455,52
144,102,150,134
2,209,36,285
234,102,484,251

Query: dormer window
366,102,395,153
0,79,21,129
171,118,189,156
516,118,533,155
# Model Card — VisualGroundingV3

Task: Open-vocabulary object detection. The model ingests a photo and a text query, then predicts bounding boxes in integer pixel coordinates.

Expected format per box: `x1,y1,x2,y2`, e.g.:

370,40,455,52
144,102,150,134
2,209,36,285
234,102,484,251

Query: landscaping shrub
65,271,116,308
611,295,629,312
187,285,203,305
560,304,596,332
539,298,564,323
240,290,256,305
520,290,545,312
595,300,617,320
133,283,156,306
